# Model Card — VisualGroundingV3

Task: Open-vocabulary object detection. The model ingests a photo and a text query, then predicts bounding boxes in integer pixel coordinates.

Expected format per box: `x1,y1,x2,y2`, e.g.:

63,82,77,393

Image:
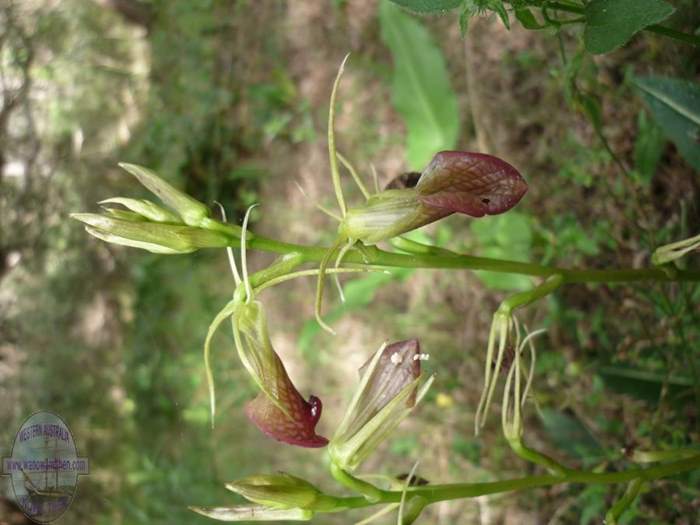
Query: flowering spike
71,213,229,254
226,473,325,510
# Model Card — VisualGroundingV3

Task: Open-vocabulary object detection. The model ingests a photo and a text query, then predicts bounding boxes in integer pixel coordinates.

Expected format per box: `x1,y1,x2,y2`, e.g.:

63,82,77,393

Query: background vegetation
1,0,698,523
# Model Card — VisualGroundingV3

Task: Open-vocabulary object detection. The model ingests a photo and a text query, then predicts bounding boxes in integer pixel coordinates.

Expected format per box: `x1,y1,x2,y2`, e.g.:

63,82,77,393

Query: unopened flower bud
71,213,230,254
118,163,210,226
226,473,327,510
329,339,433,471
99,197,181,223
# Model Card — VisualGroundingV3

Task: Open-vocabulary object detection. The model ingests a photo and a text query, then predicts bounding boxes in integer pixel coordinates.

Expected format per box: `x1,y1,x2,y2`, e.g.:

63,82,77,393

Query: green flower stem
330,463,383,503
631,447,700,464
243,232,700,283
253,267,385,295
324,454,700,511
390,236,460,257
502,274,563,313
507,438,571,477
644,24,700,47
605,478,645,525
413,454,700,502
247,252,305,290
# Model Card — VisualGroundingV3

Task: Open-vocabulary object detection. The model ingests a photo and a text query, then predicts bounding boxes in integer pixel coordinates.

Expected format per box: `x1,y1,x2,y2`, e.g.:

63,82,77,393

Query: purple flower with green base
339,151,528,244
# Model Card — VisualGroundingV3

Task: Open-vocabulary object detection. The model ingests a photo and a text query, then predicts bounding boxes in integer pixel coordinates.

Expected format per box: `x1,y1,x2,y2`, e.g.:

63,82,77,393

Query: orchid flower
202,206,328,448
338,150,528,245
329,339,433,471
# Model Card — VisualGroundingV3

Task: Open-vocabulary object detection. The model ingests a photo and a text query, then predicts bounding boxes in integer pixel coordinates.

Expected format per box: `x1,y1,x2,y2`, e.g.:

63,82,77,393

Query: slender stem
325,454,700,511
337,152,370,200
184,220,700,283
253,266,385,295
645,24,700,47
605,478,645,524
508,439,571,477
245,233,700,283
414,454,700,502
502,274,563,312
330,463,383,503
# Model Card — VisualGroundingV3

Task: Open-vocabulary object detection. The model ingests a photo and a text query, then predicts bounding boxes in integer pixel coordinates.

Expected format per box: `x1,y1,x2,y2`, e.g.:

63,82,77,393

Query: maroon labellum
416,151,528,218
243,345,328,448
233,301,328,448
246,393,328,448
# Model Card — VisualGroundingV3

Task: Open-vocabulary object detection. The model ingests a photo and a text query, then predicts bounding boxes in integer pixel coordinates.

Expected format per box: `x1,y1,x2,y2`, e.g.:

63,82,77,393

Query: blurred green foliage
3,0,699,523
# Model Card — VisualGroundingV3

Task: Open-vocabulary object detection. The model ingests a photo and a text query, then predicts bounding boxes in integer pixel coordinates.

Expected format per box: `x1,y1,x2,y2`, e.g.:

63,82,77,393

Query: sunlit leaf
379,2,459,169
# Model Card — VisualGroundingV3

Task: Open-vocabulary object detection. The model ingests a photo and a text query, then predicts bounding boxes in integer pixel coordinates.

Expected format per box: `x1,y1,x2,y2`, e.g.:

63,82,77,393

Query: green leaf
584,0,675,54
597,365,694,405
633,110,665,184
379,1,460,169
514,7,544,30
387,0,462,13
470,212,533,291
538,408,603,461
633,75,700,170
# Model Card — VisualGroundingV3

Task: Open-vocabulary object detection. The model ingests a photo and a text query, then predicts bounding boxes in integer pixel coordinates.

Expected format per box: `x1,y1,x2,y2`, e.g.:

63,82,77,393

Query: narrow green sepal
100,197,181,223
651,232,700,266
338,189,435,245
71,213,229,253
190,504,313,521
118,163,210,226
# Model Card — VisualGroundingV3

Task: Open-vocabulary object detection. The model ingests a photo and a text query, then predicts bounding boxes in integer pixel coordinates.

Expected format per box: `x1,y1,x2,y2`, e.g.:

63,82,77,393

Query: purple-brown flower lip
416,151,528,218
339,150,528,244
245,391,328,448
235,301,328,448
